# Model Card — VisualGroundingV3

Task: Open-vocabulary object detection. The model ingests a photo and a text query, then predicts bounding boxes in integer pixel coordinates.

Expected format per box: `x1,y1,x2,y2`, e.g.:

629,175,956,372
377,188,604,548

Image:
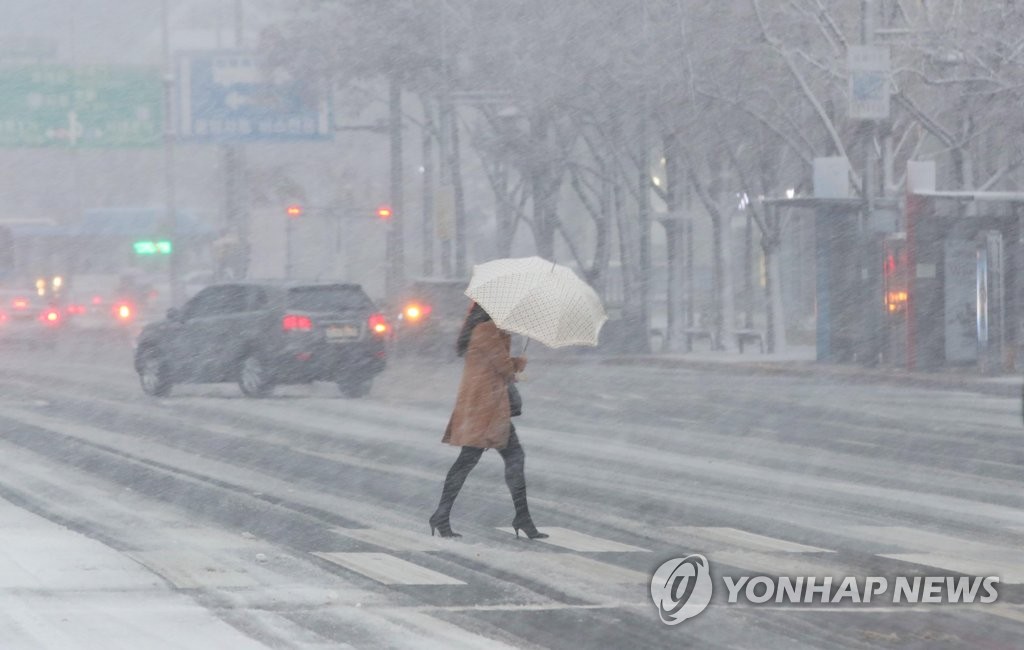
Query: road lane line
668,527,833,553
496,527,648,552
311,552,465,585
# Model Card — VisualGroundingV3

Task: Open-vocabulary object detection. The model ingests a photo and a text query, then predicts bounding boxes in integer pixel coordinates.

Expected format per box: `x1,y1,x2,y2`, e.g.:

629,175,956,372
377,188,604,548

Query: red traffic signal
376,205,392,219
286,204,303,218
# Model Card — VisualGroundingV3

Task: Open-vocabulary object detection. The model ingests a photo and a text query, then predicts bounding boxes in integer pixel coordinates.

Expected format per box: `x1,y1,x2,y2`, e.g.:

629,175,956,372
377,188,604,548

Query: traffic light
286,204,303,218
133,240,173,255
376,205,392,220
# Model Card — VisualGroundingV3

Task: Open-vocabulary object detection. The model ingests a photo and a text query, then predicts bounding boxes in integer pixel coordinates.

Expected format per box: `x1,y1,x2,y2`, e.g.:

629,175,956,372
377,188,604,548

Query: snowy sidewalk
0,497,269,650
542,344,1023,397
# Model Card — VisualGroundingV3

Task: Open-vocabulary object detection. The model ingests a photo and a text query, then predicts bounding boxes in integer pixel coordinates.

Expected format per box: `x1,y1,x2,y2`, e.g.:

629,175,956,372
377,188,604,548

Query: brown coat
443,320,525,449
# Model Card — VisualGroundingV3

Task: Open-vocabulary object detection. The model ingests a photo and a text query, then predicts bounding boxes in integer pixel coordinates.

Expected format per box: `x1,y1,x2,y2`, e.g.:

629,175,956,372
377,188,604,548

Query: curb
546,354,1022,398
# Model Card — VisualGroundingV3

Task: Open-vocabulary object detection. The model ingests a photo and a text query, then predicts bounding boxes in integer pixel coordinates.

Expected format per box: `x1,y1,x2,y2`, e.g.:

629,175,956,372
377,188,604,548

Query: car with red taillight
133,282,388,397
0,290,63,348
61,274,147,342
391,278,469,357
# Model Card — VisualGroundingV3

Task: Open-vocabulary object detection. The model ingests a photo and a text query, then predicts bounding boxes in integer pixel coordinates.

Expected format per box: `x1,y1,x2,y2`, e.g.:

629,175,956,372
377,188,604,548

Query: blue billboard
176,50,331,142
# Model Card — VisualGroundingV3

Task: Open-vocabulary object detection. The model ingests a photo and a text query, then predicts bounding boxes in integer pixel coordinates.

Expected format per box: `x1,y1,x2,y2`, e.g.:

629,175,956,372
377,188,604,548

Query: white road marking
497,527,648,552
127,551,260,589
710,549,848,580
481,552,647,585
334,527,448,552
984,604,1024,624
312,552,465,585
843,525,1015,554
880,552,1024,585
0,399,49,407
669,527,833,553
844,526,1024,583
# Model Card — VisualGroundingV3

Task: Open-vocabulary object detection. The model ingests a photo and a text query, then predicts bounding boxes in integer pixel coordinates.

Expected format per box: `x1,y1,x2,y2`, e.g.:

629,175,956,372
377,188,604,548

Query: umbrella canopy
465,256,608,348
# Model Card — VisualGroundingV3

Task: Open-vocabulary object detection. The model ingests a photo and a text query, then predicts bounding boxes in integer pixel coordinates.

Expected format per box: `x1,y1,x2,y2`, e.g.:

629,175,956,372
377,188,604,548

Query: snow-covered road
0,344,1021,648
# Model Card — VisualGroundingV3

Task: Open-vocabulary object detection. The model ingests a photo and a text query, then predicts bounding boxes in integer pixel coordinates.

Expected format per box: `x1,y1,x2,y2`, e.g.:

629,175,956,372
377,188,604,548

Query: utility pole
387,74,405,297
161,0,182,307
860,0,878,365
223,0,248,280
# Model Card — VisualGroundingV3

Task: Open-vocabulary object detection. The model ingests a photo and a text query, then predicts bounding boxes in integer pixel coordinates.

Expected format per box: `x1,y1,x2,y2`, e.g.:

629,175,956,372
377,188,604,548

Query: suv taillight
368,313,391,336
282,314,312,331
114,303,133,321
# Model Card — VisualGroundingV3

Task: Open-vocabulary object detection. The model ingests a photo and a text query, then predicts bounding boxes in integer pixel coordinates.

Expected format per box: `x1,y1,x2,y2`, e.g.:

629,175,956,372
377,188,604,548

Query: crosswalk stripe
496,527,648,552
880,552,1024,585
467,552,646,585
843,525,1019,555
333,527,447,552
667,527,833,553
709,549,849,579
312,552,465,585
984,604,1024,624
127,551,261,589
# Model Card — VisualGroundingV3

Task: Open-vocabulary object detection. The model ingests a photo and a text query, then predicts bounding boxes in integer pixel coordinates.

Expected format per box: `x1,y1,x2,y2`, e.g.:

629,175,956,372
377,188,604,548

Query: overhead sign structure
177,50,331,142
848,45,891,121
0,65,162,147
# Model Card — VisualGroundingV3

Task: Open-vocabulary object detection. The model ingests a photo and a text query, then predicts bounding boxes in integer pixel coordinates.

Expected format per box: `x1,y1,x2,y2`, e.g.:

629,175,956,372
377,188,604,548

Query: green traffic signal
133,240,173,255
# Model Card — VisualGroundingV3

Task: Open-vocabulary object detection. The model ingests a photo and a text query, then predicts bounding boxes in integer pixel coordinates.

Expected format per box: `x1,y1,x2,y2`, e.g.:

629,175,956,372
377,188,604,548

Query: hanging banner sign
848,45,891,121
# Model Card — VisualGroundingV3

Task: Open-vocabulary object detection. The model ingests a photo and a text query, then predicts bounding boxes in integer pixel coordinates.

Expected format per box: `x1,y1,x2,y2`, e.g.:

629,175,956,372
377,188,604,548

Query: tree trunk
495,162,514,258
763,237,786,354
762,205,787,354
662,132,686,352
420,97,435,277
447,103,468,276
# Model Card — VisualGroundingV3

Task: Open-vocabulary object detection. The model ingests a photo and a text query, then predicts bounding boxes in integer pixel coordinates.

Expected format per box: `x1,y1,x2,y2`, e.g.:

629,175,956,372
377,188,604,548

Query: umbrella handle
521,338,530,356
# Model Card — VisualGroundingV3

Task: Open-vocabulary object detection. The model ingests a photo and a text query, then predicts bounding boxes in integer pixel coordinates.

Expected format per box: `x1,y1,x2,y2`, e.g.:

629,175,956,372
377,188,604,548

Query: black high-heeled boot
429,513,461,538
429,446,482,539
512,515,548,539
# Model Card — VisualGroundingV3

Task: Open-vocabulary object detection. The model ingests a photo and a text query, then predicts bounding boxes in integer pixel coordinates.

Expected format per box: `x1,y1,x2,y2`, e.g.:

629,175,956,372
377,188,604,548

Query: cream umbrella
465,256,607,349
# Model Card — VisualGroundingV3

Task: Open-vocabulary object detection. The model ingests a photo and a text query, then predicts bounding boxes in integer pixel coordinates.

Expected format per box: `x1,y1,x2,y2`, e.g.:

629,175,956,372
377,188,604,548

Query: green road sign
0,65,162,147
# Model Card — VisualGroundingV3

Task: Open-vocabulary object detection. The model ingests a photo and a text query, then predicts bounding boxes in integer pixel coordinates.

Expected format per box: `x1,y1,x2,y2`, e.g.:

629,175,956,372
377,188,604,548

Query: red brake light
41,309,61,325
115,303,133,321
282,314,312,331
92,295,103,305
368,313,391,336
12,298,28,310
67,304,86,315
0,311,6,323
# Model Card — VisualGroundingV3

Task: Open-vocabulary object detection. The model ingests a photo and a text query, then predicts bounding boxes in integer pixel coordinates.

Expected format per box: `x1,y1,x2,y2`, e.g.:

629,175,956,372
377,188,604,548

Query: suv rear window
287,286,373,312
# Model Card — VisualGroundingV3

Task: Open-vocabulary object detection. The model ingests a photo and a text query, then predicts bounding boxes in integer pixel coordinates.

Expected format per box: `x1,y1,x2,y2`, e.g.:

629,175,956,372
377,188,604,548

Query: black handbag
508,382,523,417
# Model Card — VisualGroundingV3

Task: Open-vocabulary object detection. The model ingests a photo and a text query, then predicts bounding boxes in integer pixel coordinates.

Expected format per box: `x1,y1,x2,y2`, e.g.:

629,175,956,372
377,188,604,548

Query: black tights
432,426,531,523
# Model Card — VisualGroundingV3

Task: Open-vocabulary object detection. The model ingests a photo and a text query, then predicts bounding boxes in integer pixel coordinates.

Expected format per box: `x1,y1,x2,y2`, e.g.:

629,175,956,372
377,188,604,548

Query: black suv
134,282,389,398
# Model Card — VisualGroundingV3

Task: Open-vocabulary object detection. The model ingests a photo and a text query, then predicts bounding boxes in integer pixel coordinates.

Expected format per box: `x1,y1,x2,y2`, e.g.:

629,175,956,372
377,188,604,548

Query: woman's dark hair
456,302,491,356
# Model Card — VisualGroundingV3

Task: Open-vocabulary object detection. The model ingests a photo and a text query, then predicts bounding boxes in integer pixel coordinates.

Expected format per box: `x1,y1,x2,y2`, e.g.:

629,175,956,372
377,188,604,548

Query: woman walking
429,303,548,540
